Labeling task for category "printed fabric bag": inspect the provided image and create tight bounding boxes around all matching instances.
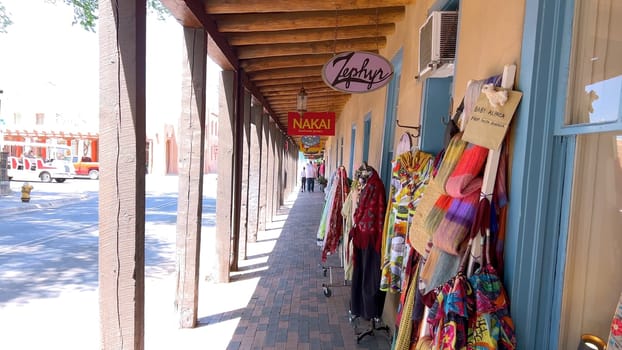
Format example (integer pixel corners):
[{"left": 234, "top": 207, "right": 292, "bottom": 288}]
[
  {"left": 427, "top": 226, "right": 475, "bottom": 350},
  {"left": 467, "top": 199, "right": 517, "bottom": 349}
]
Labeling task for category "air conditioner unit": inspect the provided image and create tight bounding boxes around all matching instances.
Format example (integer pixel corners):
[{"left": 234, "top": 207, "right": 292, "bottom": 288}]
[{"left": 418, "top": 11, "right": 459, "bottom": 78}]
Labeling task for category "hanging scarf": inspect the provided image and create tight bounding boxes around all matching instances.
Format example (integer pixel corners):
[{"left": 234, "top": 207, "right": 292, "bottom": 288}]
[
  {"left": 351, "top": 168, "right": 386, "bottom": 253},
  {"left": 321, "top": 167, "right": 350, "bottom": 262}
]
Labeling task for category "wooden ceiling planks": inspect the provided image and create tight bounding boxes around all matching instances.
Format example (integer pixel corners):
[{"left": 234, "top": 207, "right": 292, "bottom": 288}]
[
  {"left": 205, "top": 0, "right": 414, "bottom": 14},
  {"left": 161, "top": 0, "right": 408, "bottom": 147},
  {"left": 215, "top": 7, "right": 406, "bottom": 32},
  {"left": 228, "top": 24, "right": 395, "bottom": 46}
]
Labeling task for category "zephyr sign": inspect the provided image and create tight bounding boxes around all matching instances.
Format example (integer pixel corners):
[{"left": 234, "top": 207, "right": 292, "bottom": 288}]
[{"left": 322, "top": 51, "right": 394, "bottom": 93}]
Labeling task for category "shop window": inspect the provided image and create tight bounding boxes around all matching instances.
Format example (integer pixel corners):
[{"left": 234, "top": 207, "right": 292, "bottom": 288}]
[
  {"left": 563, "top": 0, "right": 622, "bottom": 131},
  {"left": 558, "top": 131, "right": 622, "bottom": 349},
  {"left": 557, "top": 2, "right": 622, "bottom": 347}
]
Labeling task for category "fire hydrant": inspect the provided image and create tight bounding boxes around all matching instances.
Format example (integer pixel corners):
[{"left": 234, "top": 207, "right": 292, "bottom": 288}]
[{"left": 21, "top": 182, "right": 33, "bottom": 203}]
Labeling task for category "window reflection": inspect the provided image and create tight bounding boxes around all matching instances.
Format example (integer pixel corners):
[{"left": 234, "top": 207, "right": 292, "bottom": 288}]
[
  {"left": 566, "top": 0, "right": 622, "bottom": 126},
  {"left": 584, "top": 75, "right": 622, "bottom": 124}
]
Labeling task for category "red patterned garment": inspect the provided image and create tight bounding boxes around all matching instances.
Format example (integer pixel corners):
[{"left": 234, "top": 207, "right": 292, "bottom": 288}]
[
  {"left": 321, "top": 167, "right": 350, "bottom": 262},
  {"left": 351, "top": 168, "right": 387, "bottom": 253}
]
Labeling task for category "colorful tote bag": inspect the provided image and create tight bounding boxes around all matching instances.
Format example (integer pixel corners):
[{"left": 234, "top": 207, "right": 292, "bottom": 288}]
[{"left": 466, "top": 200, "right": 516, "bottom": 350}]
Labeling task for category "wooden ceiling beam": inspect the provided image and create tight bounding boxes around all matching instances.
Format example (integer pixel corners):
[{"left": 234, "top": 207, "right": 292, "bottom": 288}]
[
  {"left": 229, "top": 23, "right": 395, "bottom": 46},
  {"left": 267, "top": 92, "right": 349, "bottom": 103},
  {"left": 206, "top": 0, "right": 413, "bottom": 14},
  {"left": 263, "top": 87, "right": 342, "bottom": 97},
  {"left": 238, "top": 38, "right": 385, "bottom": 59},
  {"left": 241, "top": 55, "right": 333, "bottom": 72},
  {"left": 249, "top": 66, "right": 324, "bottom": 81},
  {"left": 254, "top": 76, "right": 326, "bottom": 87},
  {"left": 269, "top": 97, "right": 350, "bottom": 108},
  {"left": 215, "top": 7, "right": 405, "bottom": 32},
  {"left": 259, "top": 81, "right": 329, "bottom": 92}
]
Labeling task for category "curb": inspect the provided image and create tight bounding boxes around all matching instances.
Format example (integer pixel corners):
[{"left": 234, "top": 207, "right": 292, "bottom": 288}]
[{"left": 0, "top": 193, "right": 89, "bottom": 218}]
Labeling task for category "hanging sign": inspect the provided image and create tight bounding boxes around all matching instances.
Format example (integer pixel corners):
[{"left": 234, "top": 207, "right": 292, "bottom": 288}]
[
  {"left": 288, "top": 112, "right": 335, "bottom": 136},
  {"left": 462, "top": 89, "right": 523, "bottom": 150},
  {"left": 322, "top": 51, "right": 394, "bottom": 93},
  {"left": 301, "top": 135, "right": 321, "bottom": 147}
]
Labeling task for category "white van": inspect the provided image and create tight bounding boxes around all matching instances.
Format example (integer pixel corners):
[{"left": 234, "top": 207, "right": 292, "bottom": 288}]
[{"left": 4, "top": 141, "right": 75, "bottom": 183}]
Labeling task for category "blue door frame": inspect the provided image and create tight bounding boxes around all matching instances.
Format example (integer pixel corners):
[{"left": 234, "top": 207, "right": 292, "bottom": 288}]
[
  {"left": 507, "top": 0, "right": 578, "bottom": 348},
  {"left": 380, "top": 49, "right": 403, "bottom": 197}
]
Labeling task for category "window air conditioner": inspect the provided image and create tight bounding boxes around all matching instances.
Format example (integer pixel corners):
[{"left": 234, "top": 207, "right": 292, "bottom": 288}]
[{"left": 418, "top": 11, "right": 459, "bottom": 78}]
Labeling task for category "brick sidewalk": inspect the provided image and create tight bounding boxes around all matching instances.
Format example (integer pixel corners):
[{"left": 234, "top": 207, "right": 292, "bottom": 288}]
[{"left": 208, "top": 190, "right": 392, "bottom": 350}]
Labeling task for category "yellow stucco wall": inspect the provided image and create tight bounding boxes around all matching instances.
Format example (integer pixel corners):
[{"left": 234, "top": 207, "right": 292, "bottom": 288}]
[
  {"left": 326, "top": 0, "right": 525, "bottom": 179},
  {"left": 453, "top": 1, "right": 525, "bottom": 104}
]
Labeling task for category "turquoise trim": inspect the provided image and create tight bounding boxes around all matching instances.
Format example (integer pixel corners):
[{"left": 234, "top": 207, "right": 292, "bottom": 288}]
[
  {"left": 349, "top": 125, "right": 356, "bottom": 176},
  {"left": 555, "top": 121, "right": 622, "bottom": 135},
  {"left": 507, "top": 0, "right": 572, "bottom": 348},
  {"left": 380, "top": 48, "right": 403, "bottom": 197},
  {"left": 549, "top": 135, "right": 576, "bottom": 350}
]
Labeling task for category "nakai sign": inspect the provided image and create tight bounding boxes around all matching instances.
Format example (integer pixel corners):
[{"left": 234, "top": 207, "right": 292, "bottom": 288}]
[
  {"left": 322, "top": 51, "right": 394, "bottom": 93},
  {"left": 288, "top": 112, "right": 336, "bottom": 136}
]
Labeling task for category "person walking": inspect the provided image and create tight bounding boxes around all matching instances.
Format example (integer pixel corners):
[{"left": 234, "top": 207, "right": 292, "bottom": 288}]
[
  {"left": 300, "top": 166, "right": 306, "bottom": 192},
  {"left": 305, "top": 161, "right": 316, "bottom": 192}
]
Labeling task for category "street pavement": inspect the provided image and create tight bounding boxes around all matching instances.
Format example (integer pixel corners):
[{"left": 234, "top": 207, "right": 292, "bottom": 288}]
[{"left": 0, "top": 175, "right": 390, "bottom": 349}]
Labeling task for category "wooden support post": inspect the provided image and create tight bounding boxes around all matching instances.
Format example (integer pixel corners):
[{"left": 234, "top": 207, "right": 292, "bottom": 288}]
[
  {"left": 175, "top": 27, "right": 207, "bottom": 329},
  {"left": 269, "top": 124, "right": 279, "bottom": 220},
  {"left": 258, "top": 114, "right": 270, "bottom": 232},
  {"left": 230, "top": 73, "right": 244, "bottom": 271},
  {"left": 238, "top": 90, "right": 251, "bottom": 261},
  {"left": 215, "top": 70, "right": 235, "bottom": 283},
  {"left": 276, "top": 132, "right": 284, "bottom": 209},
  {"left": 98, "top": 1, "right": 146, "bottom": 348},
  {"left": 247, "top": 100, "right": 263, "bottom": 242}
]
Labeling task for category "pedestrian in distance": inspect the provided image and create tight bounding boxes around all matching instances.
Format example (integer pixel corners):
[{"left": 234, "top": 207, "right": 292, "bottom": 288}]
[
  {"left": 305, "top": 161, "right": 316, "bottom": 192},
  {"left": 300, "top": 166, "right": 306, "bottom": 192}
]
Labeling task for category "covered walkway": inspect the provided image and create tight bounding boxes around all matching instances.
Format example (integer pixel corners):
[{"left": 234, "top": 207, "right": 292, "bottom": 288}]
[{"left": 209, "top": 189, "right": 391, "bottom": 350}]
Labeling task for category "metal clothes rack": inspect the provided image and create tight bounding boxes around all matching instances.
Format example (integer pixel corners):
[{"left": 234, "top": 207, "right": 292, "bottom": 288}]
[{"left": 319, "top": 166, "right": 349, "bottom": 298}]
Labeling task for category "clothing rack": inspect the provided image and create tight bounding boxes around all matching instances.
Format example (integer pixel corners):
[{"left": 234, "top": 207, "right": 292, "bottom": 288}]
[{"left": 319, "top": 166, "right": 349, "bottom": 297}]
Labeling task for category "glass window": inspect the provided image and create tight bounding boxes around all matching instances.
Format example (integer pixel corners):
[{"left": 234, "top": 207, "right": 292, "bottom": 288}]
[
  {"left": 565, "top": 0, "right": 622, "bottom": 126},
  {"left": 558, "top": 131, "right": 622, "bottom": 349}
]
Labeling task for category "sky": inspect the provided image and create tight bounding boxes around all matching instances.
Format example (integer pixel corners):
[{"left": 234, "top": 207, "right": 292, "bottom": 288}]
[{"left": 0, "top": 0, "right": 220, "bottom": 132}]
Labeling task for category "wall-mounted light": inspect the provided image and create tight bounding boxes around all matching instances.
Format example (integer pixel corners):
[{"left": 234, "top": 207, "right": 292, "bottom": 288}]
[{"left": 296, "top": 87, "right": 308, "bottom": 113}]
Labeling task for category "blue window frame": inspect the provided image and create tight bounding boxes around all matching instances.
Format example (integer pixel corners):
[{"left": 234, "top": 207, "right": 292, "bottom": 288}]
[
  {"left": 339, "top": 137, "right": 344, "bottom": 167},
  {"left": 349, "top": 125, "right": 356, "bottom": 176},
  {"left": 362, "top": 113, "right": 371, "bottom": 163}
]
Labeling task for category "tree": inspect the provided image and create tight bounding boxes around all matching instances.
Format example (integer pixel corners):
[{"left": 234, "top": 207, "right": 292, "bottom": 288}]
[
  {"left": 0, "top": 0, "right": 169, "bottom": 33},
  {"left": 0, "top": 3, "right": 13, "bottom": 33}
]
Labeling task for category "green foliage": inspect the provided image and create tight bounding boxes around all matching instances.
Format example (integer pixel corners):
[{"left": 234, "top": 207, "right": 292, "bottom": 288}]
[
  {"left": 0, "top": 3, "right": 14, "bottom": 33},
  {"left": 1, "top": 0, "right": 170, "bottom": 33}
]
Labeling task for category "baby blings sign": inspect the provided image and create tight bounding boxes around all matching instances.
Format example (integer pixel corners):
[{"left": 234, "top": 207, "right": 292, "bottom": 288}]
[{"left": 462, "top": 87, "right": 523, "bottom": 150}]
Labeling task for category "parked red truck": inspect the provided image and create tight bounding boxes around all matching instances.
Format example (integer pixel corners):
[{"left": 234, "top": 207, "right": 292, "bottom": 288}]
[{"left": 73, "top": 156, "right": 99, "bottom": 179}]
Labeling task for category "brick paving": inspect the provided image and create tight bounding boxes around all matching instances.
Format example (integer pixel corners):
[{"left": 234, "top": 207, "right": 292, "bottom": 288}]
[{"left": 209, "top": 189, "right": 393, "bottom": 350}]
